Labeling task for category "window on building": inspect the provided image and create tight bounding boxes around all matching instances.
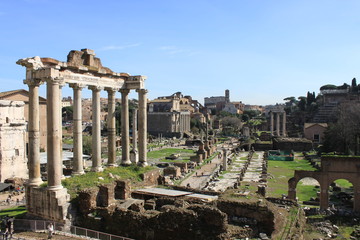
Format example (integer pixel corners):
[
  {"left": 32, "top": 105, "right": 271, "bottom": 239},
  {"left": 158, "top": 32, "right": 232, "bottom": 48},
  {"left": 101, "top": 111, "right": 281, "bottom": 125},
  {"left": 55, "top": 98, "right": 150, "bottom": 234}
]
[{"left": 313, "top": 134, "right": 320, "bottom": 143}]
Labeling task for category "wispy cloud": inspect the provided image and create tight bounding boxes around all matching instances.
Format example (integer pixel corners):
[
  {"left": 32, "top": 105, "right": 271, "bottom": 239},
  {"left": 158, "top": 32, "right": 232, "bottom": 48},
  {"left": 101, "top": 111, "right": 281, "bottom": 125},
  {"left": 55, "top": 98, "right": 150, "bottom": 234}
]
[
  {"left": 98, "top": 43, "right": 141, "bottom": 51},
  {"left": 159, "top": 45, "right": 199, "bottom": 56}
]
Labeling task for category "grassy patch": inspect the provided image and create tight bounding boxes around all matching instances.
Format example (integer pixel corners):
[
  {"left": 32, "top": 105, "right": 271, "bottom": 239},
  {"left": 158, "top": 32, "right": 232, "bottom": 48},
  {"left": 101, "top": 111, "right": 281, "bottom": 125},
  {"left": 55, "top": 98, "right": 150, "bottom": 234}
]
[
  {"left": 62, "top": 165, "right": 155, "bottom": 199},
  {"left": 334, "top": 179, "right": 353, "bottom": 188},
  {"left": 147, "top": 148, "right": 194, "bottom": 160},
  {"left": 0, "top": 206, "right": 27, "bottom": 218},
  {"left": 267, "top": 157, "right": 317, "bottom": 200}
]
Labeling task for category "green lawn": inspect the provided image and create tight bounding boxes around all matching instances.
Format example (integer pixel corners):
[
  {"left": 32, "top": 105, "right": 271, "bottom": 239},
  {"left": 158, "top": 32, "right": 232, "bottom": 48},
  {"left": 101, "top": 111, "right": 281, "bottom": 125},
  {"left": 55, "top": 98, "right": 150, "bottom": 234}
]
[
  {"left": 0, "top": 206, "right": 27, "bottom": 218},
  {"left": 147, "top": 148, "right": 194, "bottom": 160},
  {"left": 267, "top": 157, "right": 317, "bottom": 201}
]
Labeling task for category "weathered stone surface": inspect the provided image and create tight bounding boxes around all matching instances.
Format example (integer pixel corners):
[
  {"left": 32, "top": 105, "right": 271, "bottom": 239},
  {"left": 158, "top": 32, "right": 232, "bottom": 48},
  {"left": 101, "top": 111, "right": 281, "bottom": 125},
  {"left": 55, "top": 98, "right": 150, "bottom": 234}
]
[
  {"left": 114, "top": 180, "right": 131, "bottom": 200},
  {"left": 78, "top": 188, "right": 98, "bottom": 214},
  {"left": 0, "top": 100, "right": 28, "bottom": 181},
  {"left": 140, "top": 169, "right": 161, "bottom": 186}
]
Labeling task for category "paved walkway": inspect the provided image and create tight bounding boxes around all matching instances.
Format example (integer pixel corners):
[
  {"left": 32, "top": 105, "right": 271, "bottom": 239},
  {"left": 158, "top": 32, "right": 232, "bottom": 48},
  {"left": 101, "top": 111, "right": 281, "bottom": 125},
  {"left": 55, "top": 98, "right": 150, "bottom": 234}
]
[{"left": 180, "top": 150, "right": 223, "bottom": 189}]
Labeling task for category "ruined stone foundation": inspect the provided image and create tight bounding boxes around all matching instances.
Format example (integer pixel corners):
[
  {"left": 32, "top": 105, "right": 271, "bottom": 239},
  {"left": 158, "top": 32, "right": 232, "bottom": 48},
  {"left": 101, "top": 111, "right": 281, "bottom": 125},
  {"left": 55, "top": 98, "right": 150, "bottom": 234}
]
[{"left": 26, "top": 186, "right": 70, "bottom": 222}]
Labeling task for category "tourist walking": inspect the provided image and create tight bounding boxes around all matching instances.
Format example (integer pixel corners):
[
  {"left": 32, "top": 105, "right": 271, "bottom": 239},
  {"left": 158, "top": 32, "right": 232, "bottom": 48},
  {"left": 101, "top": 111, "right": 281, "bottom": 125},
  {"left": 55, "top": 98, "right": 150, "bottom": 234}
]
[{"left": 47, "top": 222, "right": 54, "bottom": 239}]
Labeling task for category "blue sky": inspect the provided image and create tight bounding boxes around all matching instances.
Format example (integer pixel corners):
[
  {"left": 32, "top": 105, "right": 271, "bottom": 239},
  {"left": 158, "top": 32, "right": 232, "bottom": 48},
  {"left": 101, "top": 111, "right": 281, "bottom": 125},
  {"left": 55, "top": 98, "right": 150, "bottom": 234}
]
[{"left": 1, "top": 0, "right": 360, "bottom": 105}]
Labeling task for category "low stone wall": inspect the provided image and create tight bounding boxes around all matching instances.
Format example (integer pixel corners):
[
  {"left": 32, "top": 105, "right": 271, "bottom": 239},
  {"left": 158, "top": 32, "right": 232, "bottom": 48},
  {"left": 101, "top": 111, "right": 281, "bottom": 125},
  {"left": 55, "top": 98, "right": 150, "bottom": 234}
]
[{"left": 216, "top": 200, "right": 275, "bottom": 236}]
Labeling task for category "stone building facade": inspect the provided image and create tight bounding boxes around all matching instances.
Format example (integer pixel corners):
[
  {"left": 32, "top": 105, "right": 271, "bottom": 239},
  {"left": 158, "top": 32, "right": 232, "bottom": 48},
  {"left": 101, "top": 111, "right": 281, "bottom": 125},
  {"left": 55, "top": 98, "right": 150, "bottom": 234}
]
[
  {"left": 148, "top": 93, "right": 191, "bottom": 138},
  {"left": 0, "top": 89, "right": 47, "bottom": 151},
  {"left": 0, "top": 100, "right": 28, "bottom": 181}
]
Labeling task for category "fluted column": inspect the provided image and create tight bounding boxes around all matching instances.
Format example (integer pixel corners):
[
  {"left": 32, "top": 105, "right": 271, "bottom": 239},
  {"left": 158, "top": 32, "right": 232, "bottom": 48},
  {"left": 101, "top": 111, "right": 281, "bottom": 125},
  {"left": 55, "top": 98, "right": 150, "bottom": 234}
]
[
  {"left": 70, "top": 83, "right": 85, "bottom": 175},
  {"left": 120, "top": 89, "right": 131, "bottom": 165},
  {"left": 137, "top": 89, "right": 148, "bottom": 167},
  {"left": 89, "top": 86, "right": 103, "bottom": 172},
  {"left": 282, "top": 112, "right": 286, "bottom": 137},
  {"left": 106, "top": 88, "right": 118, "bottom": 167},
  {"left": 46, "top": 77, "right": 63, "bottom": 190},
  {"left": 270, "top": 112, "right": 274, "bottom": 137},
  {"left": 24, "top": 79, "right": 43, "bottom": 186},
  {"left": 276, "top": 113, "right": 280, "bottom": 136}
]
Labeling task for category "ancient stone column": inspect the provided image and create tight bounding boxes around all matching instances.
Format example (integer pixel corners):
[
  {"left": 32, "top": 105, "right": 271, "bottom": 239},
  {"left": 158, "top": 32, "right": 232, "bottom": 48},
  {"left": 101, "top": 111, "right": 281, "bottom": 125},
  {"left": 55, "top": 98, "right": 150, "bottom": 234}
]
[
  {"left": 24, "top": 79, "right": 43, "bottom": 186},
  {"left": 222, "top": 148, "right": 228, "bottom": 171},
  {"left": 120, "top": 89, "right": 131, "bottom": 165},
  {"left": 282, "top": 112, "right": 286, "bottom": 137},
  {"left": 276, "top": 112, "right": 280, "bottom": 136},
  {"left": 106, "top": 88, "right": 118, "bottom": 167},
  {"left": 70, "top": 83, "right": 85, "bottom": 175},
  {"left": 270, "top": 112, "right": 274, "bottom": 137},
  {"left": 89, "top": 86, "right": 103, "bottom": 172},
  {"left": 130, "top": 108, "right": 138, "bottom": 164},
  {"left": 46, "top": 77, "right": 63, "bottom": 190},
  {"left": 137, "top": 89, "right": 148, "bottom": 167}
]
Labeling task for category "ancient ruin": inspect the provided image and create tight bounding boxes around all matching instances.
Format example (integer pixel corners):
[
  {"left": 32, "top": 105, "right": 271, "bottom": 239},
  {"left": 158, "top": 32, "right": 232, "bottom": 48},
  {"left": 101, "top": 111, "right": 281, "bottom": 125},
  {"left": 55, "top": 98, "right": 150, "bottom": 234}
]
[
  {"left": 288, "top": 156, "right": 360, "bottom": 211},
  {"left": 17, "top": 49, "right": 148, "bottom": 222},
  {"left": 0, "top": 100, "right": 28, "bottom": 181},
  {"left": 269, "top": 110, "right": 286, "bottom": 137}
]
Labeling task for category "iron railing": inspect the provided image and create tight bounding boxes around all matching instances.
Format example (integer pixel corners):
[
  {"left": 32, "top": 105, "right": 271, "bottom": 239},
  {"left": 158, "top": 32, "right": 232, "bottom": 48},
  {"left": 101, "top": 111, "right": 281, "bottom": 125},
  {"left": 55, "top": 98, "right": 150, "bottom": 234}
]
[{"left": 14, "top": 219, "right": 134, "bottom": 240}]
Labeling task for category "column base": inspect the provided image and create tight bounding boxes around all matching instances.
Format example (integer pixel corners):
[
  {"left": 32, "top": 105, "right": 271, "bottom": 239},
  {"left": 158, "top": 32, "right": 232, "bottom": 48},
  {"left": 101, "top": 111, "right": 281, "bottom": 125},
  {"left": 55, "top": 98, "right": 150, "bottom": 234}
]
[
  {"left": 72, "top": 170, "right": 85, "bottom": 176},
  {"left": 47, "top": 185, "right": 64, "bottom": 191},
  {"left": 107, "top": 163, "right": 118, "bottom": 168},
  {"left": 91, "top": 166, "right": 104, "bottom": 172},
  {"left": 138, "top": 161, "right": 148, "bottom": 167},
  {"left": 27, "top": 178, "right": 43, "bottom": 186},
  {"left": 121, "top": 160, "right": 132, "bottom": 166}
]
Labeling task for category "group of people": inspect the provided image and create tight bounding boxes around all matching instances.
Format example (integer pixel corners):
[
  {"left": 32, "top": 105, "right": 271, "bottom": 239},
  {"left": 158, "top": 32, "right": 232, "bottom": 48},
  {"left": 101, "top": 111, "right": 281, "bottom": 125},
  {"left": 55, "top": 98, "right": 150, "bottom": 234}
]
[{"left": 1, "top": 216, "right": 14, "bottom": 240}]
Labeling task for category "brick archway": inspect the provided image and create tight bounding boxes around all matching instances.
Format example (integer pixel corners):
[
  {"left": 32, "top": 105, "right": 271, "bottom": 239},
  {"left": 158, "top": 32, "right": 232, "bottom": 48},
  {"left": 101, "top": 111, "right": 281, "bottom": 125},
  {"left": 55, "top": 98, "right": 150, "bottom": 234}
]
[{"left": 288, "top": 156, "right": 360, "bottom": 212}]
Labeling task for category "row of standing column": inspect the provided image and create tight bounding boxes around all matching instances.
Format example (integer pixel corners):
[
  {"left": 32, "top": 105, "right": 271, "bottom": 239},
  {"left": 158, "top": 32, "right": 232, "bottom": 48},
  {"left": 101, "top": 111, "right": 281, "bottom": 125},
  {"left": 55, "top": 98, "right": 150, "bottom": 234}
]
[
  {"left": 270, "top": 112, "right": 286, "bottom": 137},
  {"left": 26, "top": 79, "right": 148, "bottom": 190}
]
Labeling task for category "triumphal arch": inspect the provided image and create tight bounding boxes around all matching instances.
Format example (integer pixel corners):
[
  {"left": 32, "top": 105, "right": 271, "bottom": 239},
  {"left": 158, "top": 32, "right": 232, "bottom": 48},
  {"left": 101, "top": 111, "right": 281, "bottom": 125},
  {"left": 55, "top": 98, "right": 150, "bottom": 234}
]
[
  {"left": 288, "top": 156, "right": 360, "bottom": 212},
  {"left": 17, "top": 49, "right": 148, "bottom": 221}
]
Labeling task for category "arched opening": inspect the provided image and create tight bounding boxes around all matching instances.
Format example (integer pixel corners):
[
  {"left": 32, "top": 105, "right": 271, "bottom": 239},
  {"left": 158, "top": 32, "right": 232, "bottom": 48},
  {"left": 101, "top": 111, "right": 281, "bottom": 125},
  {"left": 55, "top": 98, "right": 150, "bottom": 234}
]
[
  {"left": 328, "top": 179, "right": 354, "bottom": 210},
  {"left": 296, "top": 177, "right": 320, "bottom": 206}
]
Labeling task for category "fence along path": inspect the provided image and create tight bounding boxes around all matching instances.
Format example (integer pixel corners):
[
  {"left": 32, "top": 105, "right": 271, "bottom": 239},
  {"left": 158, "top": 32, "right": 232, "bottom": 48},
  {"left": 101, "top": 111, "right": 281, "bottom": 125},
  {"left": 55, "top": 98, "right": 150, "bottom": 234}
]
[{"left": 13, "top": 219, "right": 134, "bottom": 240}]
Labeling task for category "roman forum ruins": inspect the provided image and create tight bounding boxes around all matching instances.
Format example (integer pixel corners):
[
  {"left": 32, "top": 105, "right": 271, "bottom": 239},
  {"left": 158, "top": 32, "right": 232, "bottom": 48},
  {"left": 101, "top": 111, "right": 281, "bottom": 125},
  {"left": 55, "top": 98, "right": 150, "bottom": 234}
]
[
  {"left": 17, "top": 48, "right": 148, "bottom": 221},
  {"left": 269, "top": 110, "right": 286, "bottom": 137}
]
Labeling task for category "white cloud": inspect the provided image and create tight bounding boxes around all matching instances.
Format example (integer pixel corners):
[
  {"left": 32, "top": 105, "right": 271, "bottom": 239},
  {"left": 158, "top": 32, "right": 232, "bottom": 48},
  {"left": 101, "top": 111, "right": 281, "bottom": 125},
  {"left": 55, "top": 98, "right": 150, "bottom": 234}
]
[
  {"left": 98, "top": 43, "right": 141, "bottom": 51},
  {"left": 159, "top": 45, "right": 199, "bottom": 56}
]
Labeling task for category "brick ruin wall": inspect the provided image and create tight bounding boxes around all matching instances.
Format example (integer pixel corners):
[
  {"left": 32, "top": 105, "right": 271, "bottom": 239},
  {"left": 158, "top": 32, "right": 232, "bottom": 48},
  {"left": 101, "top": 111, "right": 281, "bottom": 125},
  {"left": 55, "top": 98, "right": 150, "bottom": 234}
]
[{"left": 74, "top": 182, "right": 280, "bottom": 240}]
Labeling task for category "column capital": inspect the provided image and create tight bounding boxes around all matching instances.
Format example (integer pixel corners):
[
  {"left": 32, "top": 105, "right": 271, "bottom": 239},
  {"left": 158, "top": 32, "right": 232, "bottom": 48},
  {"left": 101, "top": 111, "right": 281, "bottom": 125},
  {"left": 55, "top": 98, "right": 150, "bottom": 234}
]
[
  {"left": 119, "top": 89, "right": 130, "bottom": 94},
  {"left": 105, "top": 87, "right": 119, "bottom": 93},
  {"left": 44, "top": 76, "right": 65, "bottom": 85},
  {"left": 136, "top": 88, "right": 148, "bottom": 94},
  {"left": 23, "top": 78, "right": 43, "bottom": 87},
  {"left": 88, "top": 85, "right": 104, "bottom": 92},
  {"left": 69, "top": 83, "right": 86, "bottom": 90}
]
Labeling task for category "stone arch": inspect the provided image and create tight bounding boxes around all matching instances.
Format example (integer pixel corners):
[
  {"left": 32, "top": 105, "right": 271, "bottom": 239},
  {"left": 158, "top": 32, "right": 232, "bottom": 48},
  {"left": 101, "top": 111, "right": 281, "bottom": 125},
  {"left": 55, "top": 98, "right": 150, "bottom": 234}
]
[{"left": 288, "top": 173, "right": 321, "bottom": 202}]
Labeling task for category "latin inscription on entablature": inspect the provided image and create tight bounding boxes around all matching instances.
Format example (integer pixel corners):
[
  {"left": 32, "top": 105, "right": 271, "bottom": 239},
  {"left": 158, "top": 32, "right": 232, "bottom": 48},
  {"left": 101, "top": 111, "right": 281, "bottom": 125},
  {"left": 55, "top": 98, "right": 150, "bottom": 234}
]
[{"left": 61, "top": 72, "right": 125, "bottom": 89}]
